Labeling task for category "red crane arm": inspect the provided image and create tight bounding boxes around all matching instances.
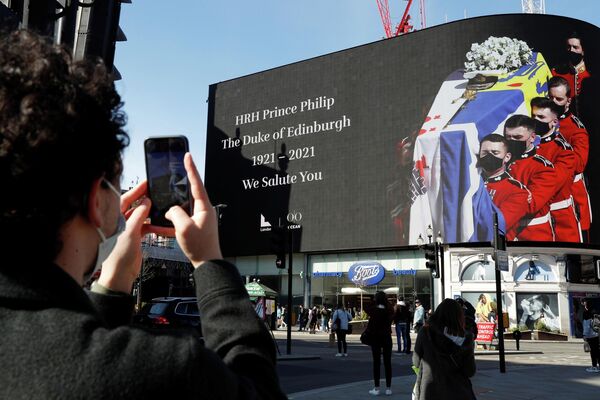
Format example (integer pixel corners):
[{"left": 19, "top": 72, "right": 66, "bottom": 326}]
[
  {"left": 394, "top": 0, "right": 414, "bottom": 36},
  {"left": 375, "top": 0, "right": 393, "bottom": 38}
]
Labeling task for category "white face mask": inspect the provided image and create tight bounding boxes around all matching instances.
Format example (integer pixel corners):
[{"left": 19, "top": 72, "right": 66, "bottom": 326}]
[
  {"left": 443, "top": 326, "right": 466, "bottom": 347},
  {"left": 83, "top": 179, "right": 126, "bottom": 284}
]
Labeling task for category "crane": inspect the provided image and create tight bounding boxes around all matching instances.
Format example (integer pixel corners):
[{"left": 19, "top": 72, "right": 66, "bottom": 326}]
[
  {"left": 522, "top": 0, "right": 545, "bottom": 14},
  {"left": 375, "top": 0, "right": 426, "bottom": 38}
]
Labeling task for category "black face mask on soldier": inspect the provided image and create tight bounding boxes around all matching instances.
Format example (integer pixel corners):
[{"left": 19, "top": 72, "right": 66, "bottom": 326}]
[
  {"left": 534, "top": 119, "right": 552, "bottom": 136},
  {"left": 477, "top": 153, "right": 504, "bottom": 172},
  {"left": 568, "top": 50, "right": 583, "bottom": 65},
  {"left": 507, "top": 140, "right": 528, "bottom": 159}
]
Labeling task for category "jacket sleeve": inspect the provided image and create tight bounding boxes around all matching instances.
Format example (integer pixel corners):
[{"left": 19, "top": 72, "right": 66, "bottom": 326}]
[
  {"left": 412, "top": 329, "right": 424, "bottom": 367},
  {"left": 194, "top": 260, "right": 286, "bottom": 399},
  {"left": 457, "top": 340, "right": 477, "bottom": 378}
]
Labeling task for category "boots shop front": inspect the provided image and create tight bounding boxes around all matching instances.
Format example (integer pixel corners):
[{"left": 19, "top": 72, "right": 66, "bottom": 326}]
[{"left": 307, "top": 250, "right": 432, "bottom": 312}]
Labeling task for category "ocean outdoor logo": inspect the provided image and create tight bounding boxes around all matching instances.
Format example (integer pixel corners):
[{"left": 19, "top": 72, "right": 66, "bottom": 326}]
[{"left": 348, "top": 262, "right": 385, "bottom": 286}]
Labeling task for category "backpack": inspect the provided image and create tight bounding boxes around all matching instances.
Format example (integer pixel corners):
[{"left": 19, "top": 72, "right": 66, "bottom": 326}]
[{"left": 593, "top": 314, "right": 600, "bottom": 333}]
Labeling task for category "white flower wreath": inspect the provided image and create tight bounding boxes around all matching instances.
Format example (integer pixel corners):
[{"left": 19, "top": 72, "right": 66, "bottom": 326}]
[{"left": 464, "top": 36, "right": 533, "bottom": 74}]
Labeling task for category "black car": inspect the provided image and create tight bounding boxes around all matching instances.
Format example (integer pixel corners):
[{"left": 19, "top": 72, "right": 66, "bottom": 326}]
[{"left": 133, "top": 297, "right": 202, "bottom": 337}]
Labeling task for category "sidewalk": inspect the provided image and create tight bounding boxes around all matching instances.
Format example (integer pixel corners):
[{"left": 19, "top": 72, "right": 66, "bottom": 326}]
[
  {"left": 288, "top": 363, "right": 600, "bottom": 399},
  {"left": 275, "top": 329, "right": 600, "bottom": 399}
]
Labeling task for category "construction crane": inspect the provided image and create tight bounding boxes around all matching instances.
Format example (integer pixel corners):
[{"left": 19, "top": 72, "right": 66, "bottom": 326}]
[
  {"left": 522, "top": 0, "right": 545, "bottom": 14},
  {"left": 375, "top": 0, "right": 426, "bottom": 38}
]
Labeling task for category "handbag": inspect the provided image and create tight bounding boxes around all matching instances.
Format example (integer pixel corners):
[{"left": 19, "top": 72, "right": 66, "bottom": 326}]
[{"left": 360, "top": 329, "right": 374, "bottom": 345}]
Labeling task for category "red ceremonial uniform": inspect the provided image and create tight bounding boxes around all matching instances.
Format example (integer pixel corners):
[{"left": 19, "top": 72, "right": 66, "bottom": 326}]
[
  {"left": 484, "top": 172, "right": 530, "bottom": 241},
  {"left": 559, "top": 112, "right": 592, "bottom": 230},
  {"left": 508, "top": 148, "right": 556, "bottom": 241},
  {"left": 552, "top": 64, "right": 591, "bottom": 99},
  {"left": 537, "top": 130, "right": 581, "bottom": 242}
]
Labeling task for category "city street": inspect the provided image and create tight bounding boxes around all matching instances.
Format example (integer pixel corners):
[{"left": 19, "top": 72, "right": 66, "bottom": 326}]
[{"left": 273, "top": 329, "right": 600, "bottom": 399}]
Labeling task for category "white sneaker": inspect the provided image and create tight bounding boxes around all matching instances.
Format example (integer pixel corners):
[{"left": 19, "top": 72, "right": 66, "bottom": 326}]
[
  {"left": 335, "top": 353, "right": 343, "bottom": 357},
  {"left": 343, "top": 353, "right": 348, "bottom": 357},
  {"left": 368, "top": 388, "right": 380, "bottom": 396},
  {"left": 385, "top": 389, "right": 392, "bottom": 395}
]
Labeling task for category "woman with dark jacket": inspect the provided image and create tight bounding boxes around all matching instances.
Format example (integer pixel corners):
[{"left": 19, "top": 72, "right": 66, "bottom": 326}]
[
  {"left": 366, "top": 291, "right": 394, "bottom": 396},
  {"left": 412, "top": 298, "right": 477, "bottom": 400}
]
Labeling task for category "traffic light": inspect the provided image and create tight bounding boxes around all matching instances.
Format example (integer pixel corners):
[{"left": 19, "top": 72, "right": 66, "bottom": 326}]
[
  {"left": 424, "top": 242, "right": 440, "bottom": 278},
  {"left": 271, "top": 226, "right": 287, "bottom": 269}
]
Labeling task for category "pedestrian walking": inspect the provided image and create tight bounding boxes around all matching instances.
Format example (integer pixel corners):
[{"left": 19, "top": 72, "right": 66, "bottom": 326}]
[
  {"left": 297, "top": 305, "right": 306, "bottom": 331},
  {"left": 366, "top": 291, "right": 394, "bottom": 396},
  {"left": 321, "top": 305, "right": 330, "bottom": 332},
  {"left": 332, "top": 303, "right": 353, "bottom": 357},
  {"left": 412, "top": 299, "right": 476, "bottom": 400},
  {"left": 309, "top": 306, "right": 318, "bottom": 334},
  {"left": 394, "top": 299, "right": 412, "bottom": 354},
  {"left": 582, "top": 299, "right": 600, "bottom": 372},
  {"left": 280, "top": 306, "right": 287, "bottom": 328},
  {"left": 413, "top": 298, "right": 425, "bottom": 333}
]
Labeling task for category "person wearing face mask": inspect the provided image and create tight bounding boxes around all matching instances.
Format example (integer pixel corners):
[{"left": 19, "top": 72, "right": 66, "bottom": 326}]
[
  {"left": 412, "top": 299, "right": 477, "bottom": 400},
  {"left": 504, "top": 115, "right": 557, "bottom": 241},
  {"left": 551, "top": 32, "right": 591, "bottom": 116},
  {"left": 548, "top": 76, "right": 592, "bottom": 242},
  {"left": 477, "top": 134, "right": 530, "bottom": 240},
  {"left": 0, "top": 31, "right": 286, "bottom": 399},
  {"left": 530, "top": 97, "right": 581, "bottom": 242}
]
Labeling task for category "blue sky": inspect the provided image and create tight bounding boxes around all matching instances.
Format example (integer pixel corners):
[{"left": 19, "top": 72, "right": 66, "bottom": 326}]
[{"left": 115, "top": 0, "right": 600, "bottom": 188}]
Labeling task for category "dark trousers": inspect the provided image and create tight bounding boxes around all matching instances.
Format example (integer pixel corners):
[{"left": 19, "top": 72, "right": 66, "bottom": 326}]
[
  {"left": 371, "top": 342, "right": 392, "bottom": 388},
  {"left": 336, "top": 329, "right": 348, "bottom": 353},
  {"left": 395, "top": 323, "right": 411, "bottom": 353},
  {"left": 587, "top": 336, "right": 600, "bottom": 367}
]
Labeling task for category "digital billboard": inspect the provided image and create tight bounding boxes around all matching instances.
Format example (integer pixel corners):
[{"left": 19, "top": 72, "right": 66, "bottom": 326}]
[{"left": 205, "top": 14, "right": 600, "bottom": 256}]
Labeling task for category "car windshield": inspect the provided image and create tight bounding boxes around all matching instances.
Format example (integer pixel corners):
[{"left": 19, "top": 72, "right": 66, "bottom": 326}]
[{"left": 148, "top": 302, "right": 169, "bottom": 315}]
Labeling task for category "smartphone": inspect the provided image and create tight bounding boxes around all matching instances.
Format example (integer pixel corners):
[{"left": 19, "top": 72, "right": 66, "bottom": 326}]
[{"left": 144, "top": 136, "right": 192, "bottom": 227}]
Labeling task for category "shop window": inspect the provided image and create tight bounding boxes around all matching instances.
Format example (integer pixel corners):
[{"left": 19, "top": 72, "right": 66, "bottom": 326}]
[
  {"left": 461, "top": 261, "right": 495, "bottom": 281},
  {"left": 514, "top": 260, "right": 556, "bottom": 282}
]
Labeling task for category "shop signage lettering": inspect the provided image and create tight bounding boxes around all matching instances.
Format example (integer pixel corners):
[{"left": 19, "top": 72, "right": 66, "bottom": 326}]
[
  {"left": 393, "top": 269, "right": 417, "bottom": 276},
  {"left": 348, "top": 262, "right": 385, "bottom": 286},
  {"left": 312, "top": 272, "right": 343, "bottom": 277}
]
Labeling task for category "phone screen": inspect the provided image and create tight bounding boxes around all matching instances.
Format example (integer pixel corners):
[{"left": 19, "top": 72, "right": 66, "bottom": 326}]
[{"left": 144, "top": 136, "right": 191, "bottom": 226}]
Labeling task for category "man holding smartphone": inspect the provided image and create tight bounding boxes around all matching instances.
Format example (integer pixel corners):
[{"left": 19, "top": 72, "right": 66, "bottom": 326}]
[{"left": 0, "top": 30, "right": 285, "bottom": 399}]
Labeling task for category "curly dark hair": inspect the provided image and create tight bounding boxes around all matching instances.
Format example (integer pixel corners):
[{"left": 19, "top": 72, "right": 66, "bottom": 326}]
[{"left": 0, "top": 30, "right": 129, "bottom": 264}]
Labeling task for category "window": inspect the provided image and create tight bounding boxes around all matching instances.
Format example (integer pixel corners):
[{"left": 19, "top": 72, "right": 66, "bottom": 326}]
[{"left": 462, "top": 261, "right": 495, "bottom": 281}]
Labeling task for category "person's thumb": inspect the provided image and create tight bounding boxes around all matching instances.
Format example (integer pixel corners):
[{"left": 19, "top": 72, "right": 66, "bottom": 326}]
[{"left": 165, "top": 205, "right": 191, "bottom": 231}]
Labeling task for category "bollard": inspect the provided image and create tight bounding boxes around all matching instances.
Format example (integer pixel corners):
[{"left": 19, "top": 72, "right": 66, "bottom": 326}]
[{"left": 513, "top": 329, "right": 521, "bottom": 351}]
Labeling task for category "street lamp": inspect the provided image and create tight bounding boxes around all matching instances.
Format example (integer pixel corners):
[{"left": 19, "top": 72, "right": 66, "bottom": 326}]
[{"left": 426, "top": 225, "right": 433, "bottom": 243}]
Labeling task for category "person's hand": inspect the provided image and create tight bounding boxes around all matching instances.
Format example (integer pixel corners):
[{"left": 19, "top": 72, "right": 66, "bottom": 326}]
[
  {"left": 97, "top": 181, "right": 152, "bottom": 293},
  {"left": 165, "top": 153, "right": 222, "bottom": 267}
]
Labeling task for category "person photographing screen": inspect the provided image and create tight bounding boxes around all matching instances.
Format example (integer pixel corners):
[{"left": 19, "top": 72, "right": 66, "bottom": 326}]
[{"left": 0, "top": 30, "right": 285, "bottom": 399}]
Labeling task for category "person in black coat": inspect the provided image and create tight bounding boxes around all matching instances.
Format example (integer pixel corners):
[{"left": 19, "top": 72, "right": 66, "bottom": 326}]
[
  {"left": 366, "top": 291, "right": 394, "bottom": 396},
  {"left": 412, "top": 299, "right": 477, "bottom": 400},
  {"left": 0, "top": 30, "right": 285, "bottom": 399}
]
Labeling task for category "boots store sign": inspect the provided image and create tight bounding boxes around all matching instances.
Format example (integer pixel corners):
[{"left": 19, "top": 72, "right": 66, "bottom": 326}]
[{"left": 348, "top": 262, "right": 385, "bottom": 286}]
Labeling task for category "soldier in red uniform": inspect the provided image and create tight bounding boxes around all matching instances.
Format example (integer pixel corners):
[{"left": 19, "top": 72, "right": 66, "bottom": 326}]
[
  {"left": 530, "top": 97, "right": 581, "bottom": 242},
  {"left": 551, "top": 32, "right": 591, "bottom": 116},
  {"left": 504, "top": 115, "right": 556, "bottom": 241},
  {"left": 478, "top": 134, "right": 530, "bottom": 240},
  {"left": 548, "top": 76, "right": 592, "bottom": 241}
]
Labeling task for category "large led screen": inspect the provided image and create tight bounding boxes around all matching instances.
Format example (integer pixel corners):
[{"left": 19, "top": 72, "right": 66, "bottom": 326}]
[{"left": 205, "top": 14, "right": 600, "bottom": 256}]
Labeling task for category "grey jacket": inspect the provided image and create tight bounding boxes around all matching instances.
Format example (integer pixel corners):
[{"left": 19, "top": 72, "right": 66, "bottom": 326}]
[
  {"left": 412, "top": 325, "right": 476, "bottom": 400},
  {"left": 0, "top": 259, "right": 286, "bottom": 399}
]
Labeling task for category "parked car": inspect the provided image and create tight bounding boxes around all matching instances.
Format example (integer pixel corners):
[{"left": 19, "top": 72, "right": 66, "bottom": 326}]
[{"left": 133, "top": 297, "right": 202, "bottom": 337}]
